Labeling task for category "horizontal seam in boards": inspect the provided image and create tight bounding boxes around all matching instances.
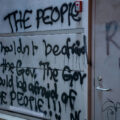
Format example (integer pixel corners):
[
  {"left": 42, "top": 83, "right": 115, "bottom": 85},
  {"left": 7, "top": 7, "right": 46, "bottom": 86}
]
[{"left": 0, "top": 28, "right": 85, "bottom": 37}]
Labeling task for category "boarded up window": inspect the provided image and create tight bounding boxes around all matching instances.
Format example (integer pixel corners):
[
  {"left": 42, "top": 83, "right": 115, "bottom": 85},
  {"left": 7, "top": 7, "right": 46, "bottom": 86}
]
[{"left": 0, "top": 0, "right": 88, "bottom": 120}]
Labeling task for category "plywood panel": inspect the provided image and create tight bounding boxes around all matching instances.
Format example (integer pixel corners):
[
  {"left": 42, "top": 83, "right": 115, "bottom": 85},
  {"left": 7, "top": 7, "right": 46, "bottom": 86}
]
[
  {"left": 0, "top": 33, "right": 88, "bottom": 120},
  {"left": 0, "top": 0, "right": 88, "bottom": 119},
  {"left": 0, "top": 0, "right": 87, "bottom": 33}
]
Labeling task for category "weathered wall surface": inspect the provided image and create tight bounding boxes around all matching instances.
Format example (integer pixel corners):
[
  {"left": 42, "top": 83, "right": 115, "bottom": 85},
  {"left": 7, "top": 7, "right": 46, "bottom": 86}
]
[
  {"left": 93, "top": 0, "right": 120, "bottom": 120},
  {"left": 0, "top": 0, "right": 88, "bottom": 120}
]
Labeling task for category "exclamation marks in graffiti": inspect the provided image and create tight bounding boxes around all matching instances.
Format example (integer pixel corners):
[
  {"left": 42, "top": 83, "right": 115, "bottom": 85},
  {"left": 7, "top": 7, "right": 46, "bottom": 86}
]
[
  {"left": 47, "top": 101, "right": 62, "bottom": 118},
  {"left": 53, "top": 100, "right": 56, "bottom": 111},
  {"left": 58, "top": 101, "right": 61, "bottom": 113},
  {"left": 49, "top": 111, "right": 52, "bottom": 117}
]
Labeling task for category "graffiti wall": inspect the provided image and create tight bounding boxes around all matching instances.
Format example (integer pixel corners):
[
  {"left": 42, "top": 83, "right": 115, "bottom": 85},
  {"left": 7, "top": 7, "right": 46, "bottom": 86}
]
[
  {"left": 0, "top": 0, "right": 87, "bottom": 33},
  {"left": 0, "top": 0, "right": 88, "bottom": 120}
]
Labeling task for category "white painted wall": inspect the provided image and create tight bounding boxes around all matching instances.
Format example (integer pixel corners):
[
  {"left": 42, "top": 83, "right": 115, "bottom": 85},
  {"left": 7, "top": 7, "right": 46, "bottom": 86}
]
[{"left": 0, "top": 0, "right": 88, "bottom": 120}]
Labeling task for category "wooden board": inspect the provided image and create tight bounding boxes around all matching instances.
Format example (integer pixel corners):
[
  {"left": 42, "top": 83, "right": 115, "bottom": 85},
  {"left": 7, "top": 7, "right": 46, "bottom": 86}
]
[
  {"left": 0, "top": 33, "right": 87, "bottom": 120},
  {"left": 0, "top": 0, "right": 88, "bottom": 33},
  {"left": 0, "top": 0, "right": 88, "bottom": 120}
]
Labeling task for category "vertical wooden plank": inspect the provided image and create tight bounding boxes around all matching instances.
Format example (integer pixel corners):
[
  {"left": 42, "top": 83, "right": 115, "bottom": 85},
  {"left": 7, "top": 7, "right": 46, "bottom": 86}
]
[{"left": 88, "top": 0, "right": 92, "bottom": 120}]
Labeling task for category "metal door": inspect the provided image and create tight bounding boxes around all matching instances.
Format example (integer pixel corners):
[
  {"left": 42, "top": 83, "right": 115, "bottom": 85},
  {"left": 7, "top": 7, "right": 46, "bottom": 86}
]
[{"left": 93, "top": 0, "right": 120, "bottom": 120}]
